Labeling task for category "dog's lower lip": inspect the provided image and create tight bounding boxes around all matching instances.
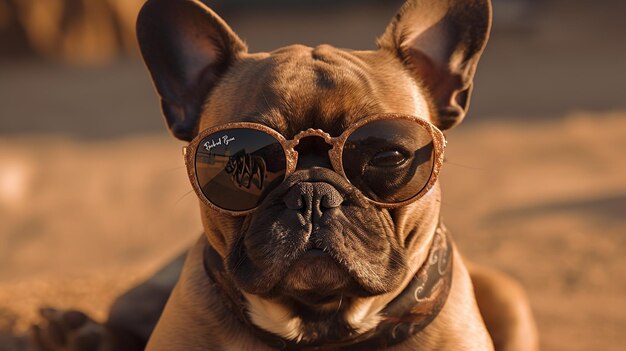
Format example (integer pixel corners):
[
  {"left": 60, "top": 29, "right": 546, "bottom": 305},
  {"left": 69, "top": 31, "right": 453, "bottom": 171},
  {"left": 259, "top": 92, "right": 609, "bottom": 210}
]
[
  {"left": 303, "top": 248, "right": 327, "bottom": 258},
  {"left": 293, "top": 292, "right": 342, "bottom": 306}
]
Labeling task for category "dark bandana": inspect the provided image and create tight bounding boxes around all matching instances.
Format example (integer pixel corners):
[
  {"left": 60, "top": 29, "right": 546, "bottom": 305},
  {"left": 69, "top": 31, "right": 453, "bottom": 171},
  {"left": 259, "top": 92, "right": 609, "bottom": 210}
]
[{"left": 203, "top": 223, "right": 453, "bottom": 350}]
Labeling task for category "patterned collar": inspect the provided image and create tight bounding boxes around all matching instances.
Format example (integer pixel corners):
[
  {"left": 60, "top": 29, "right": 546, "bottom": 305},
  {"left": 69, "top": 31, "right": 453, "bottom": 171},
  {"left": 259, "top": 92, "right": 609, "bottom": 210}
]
[{"left": 203, "top": 223, "right": 453, "bottom": 350}]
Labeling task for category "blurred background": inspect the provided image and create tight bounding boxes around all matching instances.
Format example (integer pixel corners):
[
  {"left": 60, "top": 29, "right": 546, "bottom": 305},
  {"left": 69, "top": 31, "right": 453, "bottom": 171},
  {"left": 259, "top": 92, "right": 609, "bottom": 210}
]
[{"left": 0, "top": 0, "right": 625, "bottom": 350}]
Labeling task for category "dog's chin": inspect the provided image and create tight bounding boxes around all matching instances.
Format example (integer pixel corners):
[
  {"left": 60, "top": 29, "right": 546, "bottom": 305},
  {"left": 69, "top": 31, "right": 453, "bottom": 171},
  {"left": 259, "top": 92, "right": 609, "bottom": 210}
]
[{"left": 277, "top": 249, "right": 358, "bottom": 309}]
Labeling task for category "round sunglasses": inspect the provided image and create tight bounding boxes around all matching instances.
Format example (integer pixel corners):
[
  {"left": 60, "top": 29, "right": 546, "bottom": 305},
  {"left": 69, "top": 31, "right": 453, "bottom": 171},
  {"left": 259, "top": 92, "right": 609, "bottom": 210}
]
[{"left": 183, "top": 114, "right": 446, "bottom": 216}]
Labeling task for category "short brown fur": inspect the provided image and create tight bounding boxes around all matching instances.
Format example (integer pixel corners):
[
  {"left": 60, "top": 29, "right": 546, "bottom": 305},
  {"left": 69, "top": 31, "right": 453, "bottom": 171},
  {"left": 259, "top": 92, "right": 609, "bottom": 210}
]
[{"left": 32, "top": 1, "right": 538, "bottom": 350}]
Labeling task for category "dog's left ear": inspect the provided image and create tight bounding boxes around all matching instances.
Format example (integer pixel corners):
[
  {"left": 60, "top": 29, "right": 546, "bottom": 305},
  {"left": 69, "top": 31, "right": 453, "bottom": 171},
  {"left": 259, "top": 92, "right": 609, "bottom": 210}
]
[
  {"left": 137, "top": 0, "right": 247, "bottom": 141},
  {"left": 378, "top": 0, "right": 492, "bottom": 130}
]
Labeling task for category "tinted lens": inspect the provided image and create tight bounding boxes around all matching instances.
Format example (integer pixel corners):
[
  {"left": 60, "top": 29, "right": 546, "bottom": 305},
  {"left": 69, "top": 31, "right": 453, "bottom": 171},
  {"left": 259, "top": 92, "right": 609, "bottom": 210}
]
[
  {"left": 342, "top": 119, "right": 435, "bottom": 203},
  {"left": 194, "top": 128, "right": 286, "bottom": 211}
]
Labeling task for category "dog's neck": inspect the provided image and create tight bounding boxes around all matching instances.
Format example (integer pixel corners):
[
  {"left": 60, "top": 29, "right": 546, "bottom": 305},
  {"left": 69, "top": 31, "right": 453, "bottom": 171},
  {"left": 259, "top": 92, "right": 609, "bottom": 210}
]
[{"left": 203, "top": 224, "right": 453, "bottom": 350}]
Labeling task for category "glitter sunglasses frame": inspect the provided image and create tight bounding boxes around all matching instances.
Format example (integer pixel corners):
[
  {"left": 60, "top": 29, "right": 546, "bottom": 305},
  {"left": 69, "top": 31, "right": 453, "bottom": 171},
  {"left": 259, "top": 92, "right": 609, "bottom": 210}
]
[{"left": 183, "top": 113, "right": 446, "bottom": 216}]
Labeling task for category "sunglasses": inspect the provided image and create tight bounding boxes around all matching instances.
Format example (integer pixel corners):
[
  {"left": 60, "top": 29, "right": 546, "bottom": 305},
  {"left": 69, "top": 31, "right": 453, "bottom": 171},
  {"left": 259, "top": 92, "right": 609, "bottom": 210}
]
[{"left": 183, "top": 114, "right": 446, "bottom": 216}]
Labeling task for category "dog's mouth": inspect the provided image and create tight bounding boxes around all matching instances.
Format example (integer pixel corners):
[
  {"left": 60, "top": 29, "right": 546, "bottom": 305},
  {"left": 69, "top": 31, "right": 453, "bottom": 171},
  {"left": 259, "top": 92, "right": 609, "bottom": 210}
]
[
  {"left": 228, "top": 216, "right": 406, "bottom": 303},
  {"left": 277, "top": 247, "right": 357, "bottom": 307}
]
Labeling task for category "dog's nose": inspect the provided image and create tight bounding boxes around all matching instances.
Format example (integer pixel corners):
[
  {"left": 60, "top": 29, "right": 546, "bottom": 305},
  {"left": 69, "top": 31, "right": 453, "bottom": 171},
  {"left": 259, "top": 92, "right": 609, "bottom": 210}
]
[{"left": 284, "top": 182, "right": 344, "bottom": 214}]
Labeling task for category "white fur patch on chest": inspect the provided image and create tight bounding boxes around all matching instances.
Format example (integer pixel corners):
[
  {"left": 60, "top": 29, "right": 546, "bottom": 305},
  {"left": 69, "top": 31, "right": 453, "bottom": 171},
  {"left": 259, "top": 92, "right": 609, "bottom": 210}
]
[
  {"left": 243, "top": 292, "right": 385, "bottom": 342},
  {"left": 243, "top": 292, "right": 306, "bottom": 341},
  {"left": 344, "top": 298, "right": 384, "bottom": 334}
]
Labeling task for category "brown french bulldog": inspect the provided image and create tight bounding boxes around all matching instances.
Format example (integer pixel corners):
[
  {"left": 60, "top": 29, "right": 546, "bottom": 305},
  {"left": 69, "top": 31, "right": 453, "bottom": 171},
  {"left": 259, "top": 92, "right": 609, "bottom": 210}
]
[{"left": 32, "top": 0, "right": 539, "bottom": 350}]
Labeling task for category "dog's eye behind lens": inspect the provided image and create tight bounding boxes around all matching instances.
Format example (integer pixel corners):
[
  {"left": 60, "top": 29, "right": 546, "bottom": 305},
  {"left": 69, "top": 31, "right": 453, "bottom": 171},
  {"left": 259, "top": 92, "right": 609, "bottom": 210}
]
[
  {"left": 370, "top": 150, "right": 407, "bottom": 167},
  {"left": 343, "top": 118, "right": 435, "bottom": 203}
]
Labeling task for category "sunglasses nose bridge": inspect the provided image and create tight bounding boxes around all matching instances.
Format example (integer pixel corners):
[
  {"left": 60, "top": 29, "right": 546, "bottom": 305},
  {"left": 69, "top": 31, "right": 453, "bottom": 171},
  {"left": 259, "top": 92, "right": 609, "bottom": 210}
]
[
  {"left": 290, "top": 128, "right": 334, "bottom": 147},
  {"left": 287, "top": 128, "right": 342, "bottom": 172}
]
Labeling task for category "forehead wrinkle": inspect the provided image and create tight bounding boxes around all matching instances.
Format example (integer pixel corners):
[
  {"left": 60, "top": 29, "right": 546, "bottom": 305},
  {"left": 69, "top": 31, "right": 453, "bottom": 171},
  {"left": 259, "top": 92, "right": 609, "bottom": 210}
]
[{"left": 269, "top": 53, "right": 389, "bottom": 135}]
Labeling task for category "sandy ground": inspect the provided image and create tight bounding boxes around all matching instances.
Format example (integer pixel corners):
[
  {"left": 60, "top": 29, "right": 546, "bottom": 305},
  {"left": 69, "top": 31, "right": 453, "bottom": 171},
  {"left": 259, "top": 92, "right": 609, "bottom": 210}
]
[{"left": 1, "top": 111, "right": 625, "bottom": 350}]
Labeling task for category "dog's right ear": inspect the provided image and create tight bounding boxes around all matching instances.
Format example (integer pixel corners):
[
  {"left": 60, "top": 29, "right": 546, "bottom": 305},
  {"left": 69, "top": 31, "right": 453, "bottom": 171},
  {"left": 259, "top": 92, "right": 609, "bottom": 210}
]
[
  {"left": 378, "top": 0, "right": 491, "bottom": 130},
  {"left": 137, "top": 0, "right": 247, "bottom": 141}
]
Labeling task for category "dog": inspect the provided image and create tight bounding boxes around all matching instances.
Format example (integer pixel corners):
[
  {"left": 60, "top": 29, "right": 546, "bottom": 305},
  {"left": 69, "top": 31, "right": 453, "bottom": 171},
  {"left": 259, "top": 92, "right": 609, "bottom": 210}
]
[{"left": 32, "top": 0, "right": 539, "bottom": 350}]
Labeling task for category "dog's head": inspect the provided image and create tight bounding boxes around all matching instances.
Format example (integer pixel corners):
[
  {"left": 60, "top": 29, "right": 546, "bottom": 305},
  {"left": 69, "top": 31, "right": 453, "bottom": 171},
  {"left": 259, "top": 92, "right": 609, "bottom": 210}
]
[{"left": 138, "top": 0, "right": 490, "bottom": 342}]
